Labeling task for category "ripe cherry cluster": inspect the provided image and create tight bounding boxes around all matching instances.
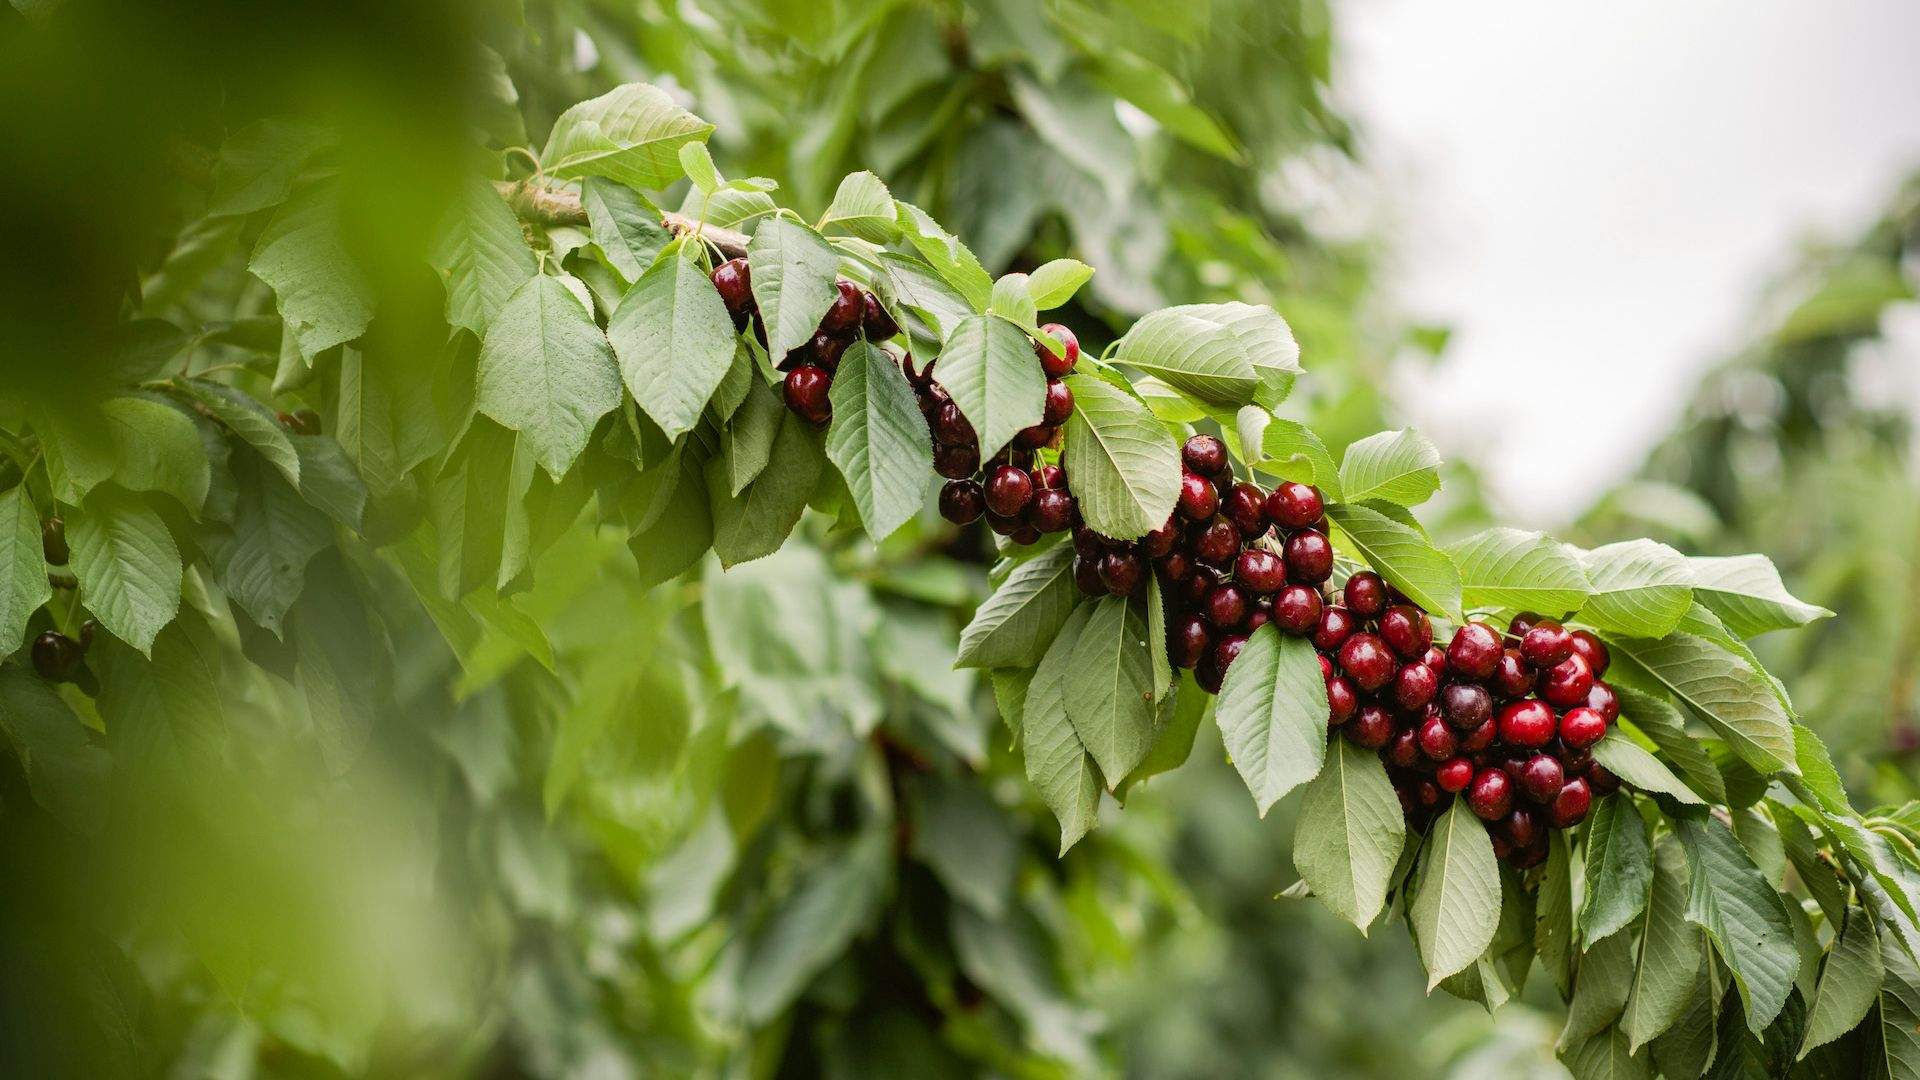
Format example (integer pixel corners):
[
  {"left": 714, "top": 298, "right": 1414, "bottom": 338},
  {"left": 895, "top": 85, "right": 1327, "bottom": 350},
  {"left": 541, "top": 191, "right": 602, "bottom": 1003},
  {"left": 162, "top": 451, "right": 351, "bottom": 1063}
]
[
  {"left": 930, "top": 325, "right": 1081, "bottom": 546},
  {"left": 709, "top": 258, "right": 900, "bottom": 425}
]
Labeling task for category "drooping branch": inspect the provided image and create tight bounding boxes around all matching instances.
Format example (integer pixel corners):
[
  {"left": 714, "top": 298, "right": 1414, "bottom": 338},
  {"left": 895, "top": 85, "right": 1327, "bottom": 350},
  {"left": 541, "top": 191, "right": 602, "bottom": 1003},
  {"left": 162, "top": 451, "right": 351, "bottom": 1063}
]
[{"left": 493, "top": 179, "right": 750, "bottom": 260}]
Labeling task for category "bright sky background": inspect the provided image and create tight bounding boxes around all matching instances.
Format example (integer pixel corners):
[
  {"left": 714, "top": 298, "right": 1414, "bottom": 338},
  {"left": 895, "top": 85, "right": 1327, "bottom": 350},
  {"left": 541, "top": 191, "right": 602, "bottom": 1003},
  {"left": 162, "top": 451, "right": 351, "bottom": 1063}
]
[{"left": 1338, "top": 0, "right": 1920, "bottom": 526}]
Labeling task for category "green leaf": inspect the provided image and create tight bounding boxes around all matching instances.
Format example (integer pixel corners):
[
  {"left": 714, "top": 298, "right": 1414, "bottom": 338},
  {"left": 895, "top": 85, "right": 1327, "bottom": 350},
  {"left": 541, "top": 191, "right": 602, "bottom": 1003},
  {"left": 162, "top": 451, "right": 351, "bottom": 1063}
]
[
  {"left": 1623, "top": 837, "right": 1708, "bottom": 1052},
  {"left": 1061, "top": 373, "right": 1180, "bottom": 539},
  {"left": 939, "top": 314, "right": 1046, "bottom": 459},
  {"left": 476, "top": 275, "right": 622, "bottom": 479},
  {"left": 1111, "top": 305, "right": 1260, "bottom": 405},
  {"left": 1869, "top": 923, "right": 1920, "bottom": 1080},
  {"left": 1026, "top": 259, "right": 1093, "bottom": 309},
  {"left": 540, "top": 82, "right": 715, "bottom": 189},
  {"left": 1798, "top": 911, "right": 1881, "bottom": 1059},
  {"left": 1324, "top": 502, "right": 1463, "bottom": 620},
  {"left": 1143, "top": 573, "right": 1172, "bottom": 704},
  {"left": 1684, "top": 554, "right": 1832, "bottom": 638},
  {"left": 895, "top": 202, "right": 993, "bottom": 311},
  {"left": 207, "top": 118, "right": 330, "bottom": 217},
  {"left": 1562, "top": 928, "right": 1636, "bottom": 1045},
  {"left": 912, "top": 774, "right": 1018, "bottom": 918},
  {"left": 1293, "top": 737, "right": 1404, "bottom": 932},
  {"left": 0, "top": 486, "right": 51, "bottom": 655},
  {"left": 1612, "top": 633, "right": 1796, "bottom": 777},
  {"left": 1249, "top": 415, "right": 1341, "bottom": 495},
  {"left": 1611, "top": 684, "right": 1727, "bottom": 803},
  {"left": 1673, "top": 814, "right": 1800, "bottom": 1033},
  {"left": 180, "top": 378, "right": 301, "bottom": 486},
  {"left": 955, "top": 543, "right": 1078, "bottom": 669},
  {"left": 724, "top": 378, "right": 784, "bottom": 496},
  {"left": 1577, "top": 540, "right": 1694, "bottom": 638},
  {"left": 872, "top": 251, "right": 974, "bottom": 341},
  {"left": 290, "top": 434, "right": 368, "bottom": 531},
  {"left": 739, "top": 833, "right": 889, "bottom": 1024},
  {"left": 1022, "top": 603, "right": 1102, "bottom": 853},
  {"left": 629, "top": 448, "right": 713, "bottom": 591},
  {"left": 1590, "top": 730, "right": 1705, "bottom": 804},
  {"left": 1337, "top": 428, "right": 1443, "bottom": 507},
  {"left": 819, "top": 171, "right": 897, "bottom": 242},
  {"left": 825, "top": 343, "right": 933, "bottom": 542},
  {"left": 1215, "top": 625, "right": 1328, "bottom": 816},
  {"left": 1410, "top": 798, "right": 1502, "bottom": 989},
  {"left": 988, "top": 274, "right": 1038, "bottom": 328},
  {"left": 429, "top": 175, "right": 538, "bottom": 337},
  {"left": 93, "top": 610, "right": 224, "bottom": 776},
  {"left": 1559, "top": 1025, "right": 1652, "bottom": 1080},
  {"left": 1063, "top": 594, "right": 1157, "bottom": 787},
  {"left": 1129, "top": 302, "right": 1301, "bottom": 408},
  {"left": 1580, "top": 797, "right": 1653, "bottom": 947},
  {"left": 1088, "top": 49, "right": 1243, "bottom": 162},
  {"left": 1449, "top": 526, "right": 1592, "bottom": 614},
  {"left": 94, "top": 397, "right": 210, "bottom": 516},
  {"left": 678, "top": 140, "right": 719, "bottom": 193},
  {"left": 709, "top": 411, "right": 823, "bottom": 568},
  {"left": 429, "top": 418, "right": 515, "bottom": 601},
  {"left": 1537, "top": 829, "right": 1576, "bottom": 997},
  {"left": 0, "top": 669, "right": 109, "bottom": 833},
  {"left": 580, "top": 178, "right": 669, "bottom": 281},
  {"left": 608, "top": 247, "right": 737, "bottom": 440},
  {"left": 248, "top": 183, "right": 374, "bottom": 360},
  {"left": 69, "top": 489, "right": 182, "bottom": 656},
  {"left": 205, "top": 449, "right": 332, "bottom": 636},
  {"left": 748, "top": 217, "right": 841, "bottom": 359}
]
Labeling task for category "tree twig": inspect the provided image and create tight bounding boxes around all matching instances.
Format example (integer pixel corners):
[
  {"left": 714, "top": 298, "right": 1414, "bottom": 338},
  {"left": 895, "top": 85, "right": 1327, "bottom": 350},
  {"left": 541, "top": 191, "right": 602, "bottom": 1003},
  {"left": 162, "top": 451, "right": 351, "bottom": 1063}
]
[{"left": 492, "top": 179, "right": 751, "bottom": 259}]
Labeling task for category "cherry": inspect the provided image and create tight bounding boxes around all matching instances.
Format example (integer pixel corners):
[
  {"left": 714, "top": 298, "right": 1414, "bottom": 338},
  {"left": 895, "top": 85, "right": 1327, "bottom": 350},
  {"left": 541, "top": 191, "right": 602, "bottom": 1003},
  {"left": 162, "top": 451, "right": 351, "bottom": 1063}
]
[
  {"left": 711, "top": 258, "right": 753, "bottom": 318},
  {"left": 1558, "top": 745, "right": 1593, "bottom": 777},
  {"left": 1509, "top": 839, "right": 1548, "bottom": 870},
  {"left": 1191, "top": 517, "right": 1241, "bottom": 566},
  {"left": 1520, "top": 622, "right": 1574, "bottom": 667},
  {"left": 1010, "top": 524, "right": 1042, "bottom": 546},
  {"left": 1318, "top": 653, "right": 1334, "bottom": 681},
  {"left": 1422, "top": 646, "right": 1448, "bottom": 672},
  {"left": 1181, "top": 434, "right": 1228, "bottom": 478},
  {"left": 984, "top": 464, "right": 1034, "bottom": 518},
  {"left": 1036, "top": 323, "right": 1080, "bottom": 378},
  {"left": 1491, "top": 649, "right": 1534, "bottom": 699},
  {"left": 1099, "top": 552, "right": 1144, "bottom": 597},
  {"left": 1272, "top": 584, "right": 1322, "bottom": 634},
  {"left": 1204, "top": 583, "right": 1249, "bottom": 629},
  {"left": 1440, "top": 683, "right": 1493, "bottom": 731},
  {"left": 1378, "top": 605, "right": 1432, "bottom": 659},
  {"left": 1516, "top": 754, "right": 1565, "bottom": 804},
  {"left": 1418, "top": 713, "right": 1458, "bottom": 760},
  {"left": 1041, "top": 380, "right": 1074, "bottom": 426},
  {"left": 1326, "top": 677, "right": 1358, "bottom": 725},
  {"left": 1213, "top": 632, "right": 1250, "bottom": 673},
  {"left": 1504, "top": 808, "right": 1540, "bottom": 849},
  {"left": 1195, "top": 661, "right": 1224, "bottom": 695},
  {"left": 1177, "top": 470, "right": 1220, "bottom": 520},
  {"left": 1181, "top": 565, "right": 1220, "bottom": 607},
  {"left": 1343, "top": 571, "right": 1387, "bottom": 619},
  {"left": 1507, "top": 611, "right": 1541, "bottom": 640},
  {"left": 1548, "top": 777, "right": 1592, "bottom": 828},
  {"left": 1141, "top": 517, "right": 1179, "bottom": 558},
  {"left": 1446, "top": 622, "right": 1504, "bottom": 681},
  {"left": 1497, "top": 699, "right": 1557, "bottom": 748},
  {"left": 1170, "top": 613, "right": 1211, "bottom": 669},
  {"left": 1234, "top": 549, "right": 1286, "bottom": 595},
  {"left": 1436, "top": 757, "right": 1475, "bottom": 792},
  {"left": 1458, "top": 717, "right": 1496, "bottom": 753},
  {"left": 860, "top": 291, "right": 899, "bottom": 339},
  {"left": 1559, "top": 706, "right": 1607, "bottom": 750},
  {"left": 1073, "top": 556, "right": 1106, "bottom": 597},
  {"left": 1311, "top": 606, "right": 1356, "bottom": 653},
  {"left": 1245, "top": 602, "right": 1272, "bottom": 632},
  {"left": 821, "top": 280, "right": 864, "bottom": 334},
  {"left": 1568, "top": 630, "right": 1610, "bottom": 676},
  {"left": 42, "top": 517, "right": 68, "bottom": 566},
  {"left": 30, "top": 631, "right": 80, "bottom": 681},
  {"left": 1585, "top": 680, "right": 1620, "bottom": 723},
  {"left": 1013, "top": 423, "right": 1055, "bottom": 450},
  {"left": 1222, "top": 483, "right": 1269, "bottom": 538},
  {"left": 1028, "top": 489, "right": 1075, "bottom": 533},
  {"left": 1157, "top": 550, "right": 1195, "bottom": 584},
  {"left": 985, "top": 511, "right": 1022, "bottom": 537},
  {"left": 1586, "top": 763, "right": 1621, "bottom": 797},
  {"left": 1539, "top": 654, "right": 1594, "bottom": 709},
  {"left": 1346, "top": 704, "right": 1393, "bottom": 749},
  {"left": 1282, "top": 530, "right": 1333, "bottom": 584},
  {"left": 1031, "top": 463, "right": 1065, "bottom": 490},
  {"left": 938, "top": 480, "right": 985, "bottom": 525},
  {"left": 783, "top": 366, "right": 832, "bottom": 424},
  {"left": 1388, "top": 727, "right": 1422, "bottom": 769},
  {"left": 1468, "top": 768, "right": 1514, "bottom": 821},
  {"left": 1393, "top": 661, "right": 1440, "bottom": 711},
  {"left": 1338, "top": 632, "right": 1397, "bottom": 692},
  {"left": 1264, "top": 482, "right": 1324, "bottom": 530}
]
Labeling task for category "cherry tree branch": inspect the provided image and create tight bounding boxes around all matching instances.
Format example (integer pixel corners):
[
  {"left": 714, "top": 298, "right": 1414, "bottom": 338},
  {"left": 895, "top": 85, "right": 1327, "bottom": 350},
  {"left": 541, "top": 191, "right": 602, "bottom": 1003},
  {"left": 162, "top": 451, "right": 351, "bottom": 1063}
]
[{"left": 492, "top": 179, "right": 750, "bottom": 260}]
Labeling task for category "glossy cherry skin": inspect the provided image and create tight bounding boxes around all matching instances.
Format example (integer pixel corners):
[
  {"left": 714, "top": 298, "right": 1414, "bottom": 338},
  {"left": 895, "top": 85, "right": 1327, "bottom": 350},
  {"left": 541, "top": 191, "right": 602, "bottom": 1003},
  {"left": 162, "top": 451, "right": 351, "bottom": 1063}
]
[
  {"left": 1497, "top": 699, "right": 1557, "bottom": 748},
  {"left": 1436, "top": 757, "right": 1475, "bottom": 792},
  {"left": 41, "top": 517, "right": 68, "bottom": 566},
  {"left": 938, "top": 480, "right": 984, "bottom": 525},
  {"left": 1234, "top": 549, "right": 1286, "bottom": 594},
  {"left": 1422, "top": 646, "right": 1448, "bottom": 673},
  {"left": 931, "top": 400, "right": 976, "bottom": 447},
  {"left": 1031, "top": 463, "right": 1065, "bottom": 490},
  {"left": 1379, "top": 605, "right": 1432, "bottom": 659},
  {"left": 30, "top": 631, "right": 80, "bottom": 681},
  {"left": 1264, "top": 482, "right": 1324, "bottom": 530},
  {"left": 1346, "top": 704, "right": 1394, "bottom": 749},
  {"left": 810, "top": 330, "right": 850, "bottom": 371},
  {"left": 1558, "top": 706, "right": 1608, "bottom": 750},
  {"left": 1282, "top": 530, "right": 1334, "bottom": 584},
  {"left": 1568, "top": 629, "right": 1610, "bottom": 676},
  {"left": 1548, "top": 777, "right": 1593, "bottom": 828},
  {"left": 1311, "top": 606, "right": 1356, "bottom": 653},
  {"left": 1585, "top": 680, "right": 1620, "bottom": 723},
  {"left": 1491, "top": 649, "right": 1535, "bottom": 699},
  {"left": 1169, "top": 613, "right": 1211, "bottom": 669},
  {"left": 1181, "top": 434, "right": 1228, "bottom": 477},
  {"left": 1213, "top": 632, "right": 1250, "bottom": 672},
  {"left": 861, "top": 291, "right": 898, "bottom": 339},
  {"left": 1073, "top": 556, "right": 1106, "bottom": 596},
  {"left": 1204, "top": 583, "right": 1249, "bottom": 629},
  {"left": 1222, "top": 483, "right": 1269, "bottom": 538},
  {"left": 1458, "top": 717, "right": 1497, "bottom": 753},
  {"left": 1468, "top": 768, "right": 1515, "bottom": 821},
  {"left": 1504, "top": 808, "right": 1540, "bottom": 849},
  {"left": 783, "top": 365, "right": 832, "bottom": 424},
  {"left": 1195, "top": 661, "right": 1224, "bottom": 695},
  {"left": 1393, "top": 661, "right": 1440, "bottom": 711},
  {"left": 1586, "top": 763, "right": 1621, "bottom": 796},
  {"left": 1418, "top": 714, "right": 1459, "bottom": 760},
  {"left": 711, "top": 258, "right": 753, "bottom": 317},
  {"left": 1387, "top": 726, "right": 1422, "bottom": 769},
  {"left": 1507, "top": 611, "right": 1542, "bottom": 640},
  {"left": 1269, "top": 584, "right": 1322, "bottom": 635},
  {"left": 1440, "top": 683, "right": 1493, "bottom": 730},
  {"left": 820, "top": 280, "right": 864, "bottom": 334},
  {"left": 1325, "top": 676, "right": 1358, "bottom": 725},
  {"left": 1009, "top": 525, "right": 1042, "bottom": 546},
  {"left": 1520, "top": 622, "right": 1574, "bottom": 667},
  {"left": 1028, "top": 489, "right": 1075, "bottom": 533},
  {"left": 1141, "top": 517, "right": 1180, "bottom": 558},
  {"left": 1042, "top": 379, "right": 1075, "bottom": 425},
  {"left": 1157, "top": 549, "right": 1194, "bottom": 583},
  {"left": 1516, "top": 753, "right": 1565, "bottom": 804},
  {"left": 1191, "top": 517, "right": 1241, "bottom": 567},
  {"left": 1099, "top": 552, "right": 1144, "bottom": 597},
  {"left": 984, "top": 464, "right": 1034, "bottom": 518},
  {"left": 984, "top": 511, "right": 1022, "bottom": 537},
  {"left": 1446, "top": 621, "right": 1504, "bottom": 681},
  {"left": 1013, "top": 423, "right": 1054, "bottom": 450},
  {"left": 1338, "top": 632, "right": 1397, "bottom": 692},
  {"left": 1539, "top": 654, "right": 1595, "bottom": 709},
  {"left": 1036, "top": 323, "right": 1080, "bottom": 378},
  {"left": 1245, "top": 602, "right": 1272, "bottom": 632},
  {"left": 1343, "top": 571, "right": 1388, "bottom": 619},
  {"left": 1177, "top": 470, "right": 1221, "bottom": 520}
]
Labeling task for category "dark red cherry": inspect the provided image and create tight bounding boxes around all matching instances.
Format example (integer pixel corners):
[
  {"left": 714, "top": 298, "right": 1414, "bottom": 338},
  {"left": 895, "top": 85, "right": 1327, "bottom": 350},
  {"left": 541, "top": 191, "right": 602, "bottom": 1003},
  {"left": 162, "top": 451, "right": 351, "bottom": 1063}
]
[
  {"left": 1245, "top": 601, "right": 1271, "bottom": 632},
  {"left": 1504, "top": 808, "right": 1540, "bottom": 849},
  {"left": 860, "top": 291, "right": 899, "bottom": 339},
  {"left": 1548, "top": 778, "right": 1592, "bottom": 828},
  {"left": 1009, "top": 525, "right": 1042, "bottom": 546},
  {"left": 1157, "top": 550, "right": 1195, "bottom": 584},
  {"left": 1272, "top": 584, "right": 1322, "bottom": 635},
  {"left": 1325, "top": 676, "right": 1358, "bottom": 725},
  {"left": 1458, "top": 717, "right": 1496, "bottom": 753},
  {"left": 1446, "top": 622, "right": 1504, "bottom": 681},
  {"left": 1378, "top": 605, "right": 1432, "bottom": 659},
  {"left": 938, "top": 480, "right": 984, "bottom": 525},
  {"left": 1343, "top": 571, "right": 1387, "bottom": 619},
  {"left": 1195, "top": 661, "right": 1224, "bottom": 695},
  {"left": 1559, "top": 706, "right": 1607, "bottom": 750},
  {"left": 984, "top": 464, "right": 1034, "bottom": 518},
  {"left": 1517, "top": 754, "right": 1565, "bottom": 804},
  {"left": 1170, "top": 613, "right": 1211, "bottom": 669},
  {"left": 1141, "top": 517, "right": 1179, "bottom": 558},
  {"left": 30, "top": 631, "right": 80, "bottom": 681},
  {"left": 1213, "top": 632, "right": 1250, "bottom": 673},
  {"left": 1282, "top": 530, "right": 1333, "bottom": 584},
  {"left": 41, "top": 517, "right": 69, "bottom": 566},
  {"left": 1234, "top": 549, "right": 1286, "bottom": 594},
  {"left": 1393, "top": 661, "right": 1440, "bottom": 711},
  {"left": 820, "top": 280, "right": 863, "bottom": 334},
  {"left": 1031, "top": 463, "right": 1065, "bottom": 490},
  {"left": 1204, "top": 583, "right": 1249, "bottom": 629},
  {"left": 1568, "top": 630, "right": 1610, "bottom": 676},
  {"left": 1036, "top": 323, "right": 1079, "bottom": 378},
  {"left": 783, "top": 365, "right": 832, "bottom": 424},
  {"left": 1521, "top": 622, "right": 1574, "bottom": 667},
  {"left": 810, "top": 330, "right": 850, "bottom": 371},
  {"left": 1418, "top": 714, "right": 1458, "bottom": 761},
  {"left": 1311, "top": 606, "right": 1356, "bottom": 653},
  {"left": 1073, "top": 556, "right": 1105, "bottom": 597},
  {"left": 1497, "top": 699, "right": 1556, "bottom": 748},
  {"left": 1422, "top": 646, "right": 1448, "bottom": 672},
  {"left": 1507, "top": 611, "right": 1542, "bottom": 640},
  {"left": 1181, "top": 434, "right": 1228, "bottom": 478},
  {"left": 1222, "top": 483, "right": 1269, "bottom": 538},
  {"left": 1436, "top": 757, "right": 1474, "bottom": 793},
  {"left": 1191, "top": 516, "right": 1241, "bottom": 567},
  {"left": 1346, "top": 704, "right": 1393, "bottom": 749},
  {"left": 1586, "top": 763, "right": 1621, "bottom": 797},
  {"left": 1013, "top": 423, "right": 1055, "bottom": 450},
  {"left": 1539, "top": 654, "right": 1595, "bottom": 709},
  {"left": 1264, "top": 482, "right": 1323, "bottom": 530},
  {"left": 1468, "top": 768, "right": 1514, "bottom": 821},
  {"left": 984, "top": 511, "right": 1022, "bottom": 537},
  {"left": 1338, "top": 632, "right": 1396, "bottom": 692},
  {"left": 1028, "top": 489, "right": 1075, "bottom": 533},
  {"left": 933, "top": 441, "right": 981, "bottom": 480},
  {"left": 1099, "top": 552, "right": 1144, "bottom": 597},
  {"left": 1042, "top": 379, "right": 1074, "bottom": 426},
  {"left": 711, "top": 258, "right": 753, "bottom": 318},
  {"left": 931, "top": 400, "right": 975, "bottom": 447},
  {"left": 1387, "top": 727, "right": 1422, "bottom": 769},
  {"left": 1491, "top": 649, "right": 1534, "bottom": 699},
  {"left": 1585, "top": 681, "right": 1620, "bottom": 723},
  {"left": 1177, "top": 470, "right": 1220, "bottom": 520},
  {"left": 1440, "top": 683, "right": 1493, "bottom": 730}
]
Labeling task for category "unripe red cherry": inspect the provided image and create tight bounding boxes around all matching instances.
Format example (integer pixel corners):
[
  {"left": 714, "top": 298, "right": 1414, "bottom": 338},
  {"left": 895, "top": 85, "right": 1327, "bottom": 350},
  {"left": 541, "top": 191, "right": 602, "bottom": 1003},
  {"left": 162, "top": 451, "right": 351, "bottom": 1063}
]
[
  {"left": 1343, "top": 571, "right": 1387, "bottom": 619},
  {"left": 1346, "top": 704, "right": 1393, "bottom": 748},
  {"left": 1222, "top": 483, "right": 1269, "bottom": 538},
  {"left": 938, "top": 480, "right": 984, "bottom": 525},
  {"left": 1234, "top": 549, "right": 1286, "bottom": 594},
  {"left": 1446, "top": 622, "right": 1504, "bottom": 681},
  {"left": 1458, "top": 717, "right": 1496, "bottom": 753},
  {"left": 1497, "top": 699, "right": 1556, "bottom": 748},
  {"left": 1504, "top": 808, "right": 1540, "bottom": 849},
  {"left": 1516, "top": 753, "right": 1565, "bottom": 804},
  {"left": 1520, "top": 622, "right": 1574, "bottom": 667},
  {"left": 1338, "top": 632, "right": 1396, "bottom": 692},
  {"left": 1378, "top": 605, "right": 1432, "bottom": 659},
  {"left": 1036, "top": 323, "right": 1079, "bottom": 378},
  {"left": 1042, "top": 379, "right": 1074, "bottom": 425},
  {"left": 1326, "top": 676, "right": 1358, "bottom": 725},
  {"left": 1099, "top": 552, "right": 1143, "bottom": 597},
  {"left": 1073, "top": 556, "right": 1105, "bottom": 596},
  {"left": 1028, "top": 489, "right": 1075, "bottom": 533},
  {"left": 1468, "top": 768, "right": 1514, "bottom": 821},
  {"left": 1387, "top": 726, "right": 1422, "bottom": 769},
  {"left": 1393, "top": 661, "right": 1440, "bottom": 711},
  {"left": 1282, "top": 530, "right": 1333, "bottom": 584},
  {"left": 1177, "top": 470, "right": 1220, "bottom": 520},
  {"left": 1141, "top": 517, "right": 1179, "bottom": 558},
  {"left": 821, "top": 280, "right": 864, "bottom": 334},
  {"left": 1418, "top": 713, "right": 1458, "bottom": 760},
  {"left": 1585, "top": 680, "right": 1620, "bottom": 723},
  {"left": 1271, "top": 584, "right": 1322, "bottom": 635},
  {"left": 1507, "top": 611, "right": 1542, "bottom": 640},
  {"left": 1311, "top": 606, "right": 1355, "bottom": 652},
  {"left": 1264, "top": 482, "right": 1324, "bottom": 530},
  {"left": 1440, "top": 683, "right": 1493, "bottom": 730},
  {"left": 1204, "top": 583, "right": 1249, "bottom": 629},
  {"left": 1568, "top": 630, "right": 1610, "bottom": 676},
  {"left": 711, "top": 258, "right": 753, "bottom": 318},
  {"left": 1170, "top": 613, "right": 1211, "bottom": 669},
  {"left": 1548, "top": 777, "right": 1592, "bottom": 828},
  {"left": 1436, "top": 757, "right": 1475, "bottom": 792},
  {"left": 1539, "top": 654, "right": 1595, "bottom": 709},
  {"left": 861, "top": 291, "right": 898, "bottom": 339},
  {"left": 1559, "top": 706, "right": 1607, "bottom": 750},
  {"left": 1491, "top": 649, "right": 1534, "bottom": 699},
  {"left": 783, "top": 365, "right": 832, "bottom": 424},
  {"left": 1181, "top": 434, "right": 1228, "bottom": 478},
  {"left": 984, "top": 464, "right": 1034, "bottom": 518},
  {"left": 1586, "top": 763, "right": 1621, "bottom": 797},
  {"left": 1191, "top": 517, "right": 1241, "bottom": 566},
  {"left": 1214, "top": 632, "right": 1250, "bottom": 672}
]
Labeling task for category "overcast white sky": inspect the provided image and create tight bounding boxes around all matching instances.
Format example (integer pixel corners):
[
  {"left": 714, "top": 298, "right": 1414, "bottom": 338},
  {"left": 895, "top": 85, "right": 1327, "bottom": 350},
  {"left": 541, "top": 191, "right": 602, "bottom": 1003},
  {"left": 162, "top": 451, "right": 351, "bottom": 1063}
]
[{"left": 1338, "top": 0, "right": 1920, "bottom": 526}]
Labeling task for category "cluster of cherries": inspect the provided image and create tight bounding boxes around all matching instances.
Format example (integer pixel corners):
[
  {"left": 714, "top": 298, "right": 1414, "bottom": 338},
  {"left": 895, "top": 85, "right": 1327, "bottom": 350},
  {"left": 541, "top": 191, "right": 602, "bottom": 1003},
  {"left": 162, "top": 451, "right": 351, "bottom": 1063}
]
[
  {"left": 709, "top": 257, "right": 901, "bottom": 425},
  {"left": 929, "top": 325, "right": 1081, "bottom": 546}
]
